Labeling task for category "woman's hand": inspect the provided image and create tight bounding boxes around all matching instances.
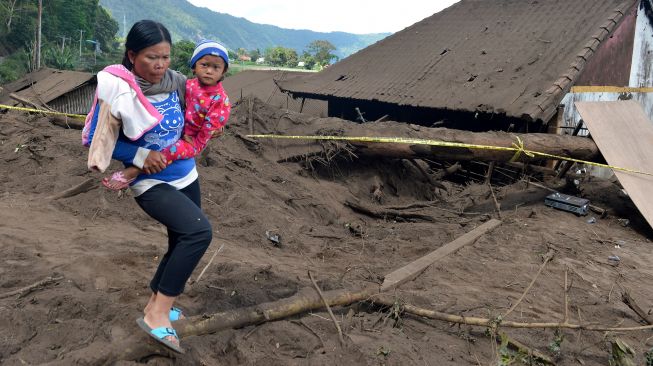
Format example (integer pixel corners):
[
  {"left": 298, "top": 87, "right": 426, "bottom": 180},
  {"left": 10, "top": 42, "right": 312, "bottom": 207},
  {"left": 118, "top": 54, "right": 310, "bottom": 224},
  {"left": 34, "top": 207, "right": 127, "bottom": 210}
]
[{"left": 143, "top": 150, "right": 167, "bottom": 174}]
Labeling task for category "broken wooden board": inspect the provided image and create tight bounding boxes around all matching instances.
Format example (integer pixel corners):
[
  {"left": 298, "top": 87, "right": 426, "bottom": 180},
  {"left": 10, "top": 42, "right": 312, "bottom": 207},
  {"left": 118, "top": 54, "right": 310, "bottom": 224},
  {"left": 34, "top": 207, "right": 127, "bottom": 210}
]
[
  {"left": 381, "top": 219, "right": 502, "bottom": 291},
  {"left": 575, "top": 100, "right": 653, "bottom": 230}
]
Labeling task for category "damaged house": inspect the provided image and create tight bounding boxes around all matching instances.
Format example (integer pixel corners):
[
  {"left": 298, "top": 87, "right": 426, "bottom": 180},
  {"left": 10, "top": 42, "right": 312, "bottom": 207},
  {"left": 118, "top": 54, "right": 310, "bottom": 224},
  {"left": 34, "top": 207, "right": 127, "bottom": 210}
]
[
  {"left": 0, "top": 68, "right": 96, "bottom": 115},
  {"left": 277, "top": 0, "right": 653, "bottom": 134}
]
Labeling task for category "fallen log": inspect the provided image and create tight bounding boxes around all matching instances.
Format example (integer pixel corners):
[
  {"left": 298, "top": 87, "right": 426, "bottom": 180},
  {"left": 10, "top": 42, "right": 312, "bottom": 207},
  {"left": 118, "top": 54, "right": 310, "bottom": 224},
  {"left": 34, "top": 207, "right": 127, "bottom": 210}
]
[
  {"left": 265, "top": 124, "right": 600, "bottom": 164},
  {"left": 347, "top": 130, "right": 599, "bottom": 163},
  {"left": 49, "top": 286, "right": 380, "bottom": 365},
  {"left": 50, "top": 115, "right": 85, "bottom": 130},
  {"left": 50, "top": 218, "right": 502, "bottom": 364}
]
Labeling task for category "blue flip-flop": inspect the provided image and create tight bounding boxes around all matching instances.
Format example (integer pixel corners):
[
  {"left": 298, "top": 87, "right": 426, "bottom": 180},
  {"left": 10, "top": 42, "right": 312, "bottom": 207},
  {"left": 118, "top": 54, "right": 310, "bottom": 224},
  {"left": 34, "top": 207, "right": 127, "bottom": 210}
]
[
  {"left": 136, "top": 317, "right": 184, "bottom": 354},
  {"left": 169, "top": 306, "right": 184, "bottom": 322}
]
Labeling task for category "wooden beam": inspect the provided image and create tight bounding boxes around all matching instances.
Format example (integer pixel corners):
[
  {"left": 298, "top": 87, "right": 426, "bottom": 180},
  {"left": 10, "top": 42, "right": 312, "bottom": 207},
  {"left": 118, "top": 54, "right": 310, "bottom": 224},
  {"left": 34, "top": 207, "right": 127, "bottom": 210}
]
[
  {"left": 9, "top": 92, "right": 55, "bottom": 111},
  {"left": 381, "top": 219, "right": 502, "bottom": 291}
]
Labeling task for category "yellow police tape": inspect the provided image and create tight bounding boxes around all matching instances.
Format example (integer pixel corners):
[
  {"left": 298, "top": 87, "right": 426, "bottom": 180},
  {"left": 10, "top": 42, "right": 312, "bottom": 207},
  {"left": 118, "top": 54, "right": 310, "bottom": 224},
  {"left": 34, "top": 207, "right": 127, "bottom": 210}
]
[
  {"left": 1, "top": 103, "right": 649, "bottom": 177},
  {"left": 0, "top": 104, "right": 86, "bottom": 119},
  {"left": 246, "top": 134, "right": 653, "bottom": 177}
]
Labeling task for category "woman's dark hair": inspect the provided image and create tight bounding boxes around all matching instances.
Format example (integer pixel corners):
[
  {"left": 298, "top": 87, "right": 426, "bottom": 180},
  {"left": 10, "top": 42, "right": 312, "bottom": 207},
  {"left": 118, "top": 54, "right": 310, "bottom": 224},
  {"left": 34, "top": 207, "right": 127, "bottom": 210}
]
[{"left": 122, "top": 20, "right": 172, "bottom": 70}]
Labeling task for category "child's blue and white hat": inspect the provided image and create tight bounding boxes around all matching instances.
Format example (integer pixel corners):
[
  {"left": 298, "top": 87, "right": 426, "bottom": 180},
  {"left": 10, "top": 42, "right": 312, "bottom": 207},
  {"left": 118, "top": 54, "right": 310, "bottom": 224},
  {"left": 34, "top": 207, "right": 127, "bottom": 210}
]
[{"left": 189, "top": 40, "right": 229, "bottom": 68}]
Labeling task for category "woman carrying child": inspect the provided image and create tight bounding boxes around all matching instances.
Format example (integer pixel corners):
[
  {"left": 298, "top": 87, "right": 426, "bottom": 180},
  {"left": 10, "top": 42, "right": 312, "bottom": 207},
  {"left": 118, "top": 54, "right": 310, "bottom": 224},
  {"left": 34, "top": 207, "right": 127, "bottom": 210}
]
[{"left": 83, "top": 20, "right": 230, "bottom": 353}]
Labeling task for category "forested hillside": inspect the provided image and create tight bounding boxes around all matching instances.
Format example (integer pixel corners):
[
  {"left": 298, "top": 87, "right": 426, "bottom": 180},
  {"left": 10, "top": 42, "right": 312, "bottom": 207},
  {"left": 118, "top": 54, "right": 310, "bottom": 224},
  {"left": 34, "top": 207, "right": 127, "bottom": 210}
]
[
  {"left": 0, "top": 0, "right": 388, "bottom": 83},
  {"left": 100, "top": 0, "right": 389, "bottom": 58},
  {"left": 0, "top": 0, "right": 119, "bottom": 81}
]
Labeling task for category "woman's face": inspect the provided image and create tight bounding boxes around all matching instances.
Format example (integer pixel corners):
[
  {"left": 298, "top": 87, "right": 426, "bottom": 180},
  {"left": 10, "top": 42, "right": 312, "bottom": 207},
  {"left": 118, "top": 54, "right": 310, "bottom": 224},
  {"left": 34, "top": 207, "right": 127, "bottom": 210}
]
[{"left": 128, "top": 41, "right": 171, "bottom": 84}]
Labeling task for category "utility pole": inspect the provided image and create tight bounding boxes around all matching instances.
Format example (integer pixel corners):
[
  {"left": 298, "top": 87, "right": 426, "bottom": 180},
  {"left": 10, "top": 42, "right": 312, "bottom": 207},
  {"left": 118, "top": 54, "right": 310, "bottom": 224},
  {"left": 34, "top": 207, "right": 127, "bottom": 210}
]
[
  {"left": 78, "top": 29, "right": 85, "bottom": 57},
  {"left": 36, "top": 0, "right": 42, "bottom": 69},
  {"left": 59, "top": 35, "right": 69, "bottom": 52}
]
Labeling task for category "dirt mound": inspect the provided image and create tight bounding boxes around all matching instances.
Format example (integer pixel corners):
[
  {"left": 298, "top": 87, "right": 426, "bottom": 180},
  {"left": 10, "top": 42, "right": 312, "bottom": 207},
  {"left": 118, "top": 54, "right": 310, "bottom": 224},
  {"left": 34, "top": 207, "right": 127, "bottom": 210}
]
[{"left": 0, "top": 100, "right": 652, "bottom": 365}]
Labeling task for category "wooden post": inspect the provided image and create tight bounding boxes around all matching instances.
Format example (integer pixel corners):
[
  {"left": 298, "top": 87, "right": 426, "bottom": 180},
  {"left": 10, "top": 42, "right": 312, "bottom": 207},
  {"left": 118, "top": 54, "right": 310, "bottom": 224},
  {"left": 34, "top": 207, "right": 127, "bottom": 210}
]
[
  {"left": 555, "top": 120, "right": 585, "bottom": 178},
  {"left": 36, "top": 0, "right": 42, "bottom": 69}
]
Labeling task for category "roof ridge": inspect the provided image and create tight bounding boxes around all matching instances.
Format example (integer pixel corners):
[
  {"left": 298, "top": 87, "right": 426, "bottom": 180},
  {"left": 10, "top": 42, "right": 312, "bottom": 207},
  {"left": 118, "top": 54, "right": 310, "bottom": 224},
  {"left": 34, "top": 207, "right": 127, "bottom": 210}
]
[{"left": 527, "top": 0, "right": 636, "bottom": 122}]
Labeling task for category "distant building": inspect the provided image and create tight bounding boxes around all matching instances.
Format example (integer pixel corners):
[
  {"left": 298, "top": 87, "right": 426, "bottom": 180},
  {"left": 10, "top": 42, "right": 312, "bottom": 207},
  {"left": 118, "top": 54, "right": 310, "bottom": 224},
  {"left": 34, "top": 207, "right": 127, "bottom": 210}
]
[
  {"left": 0, "top": 68, "right": 96, "bottom": 115},
  {"left": 255, "top": 57, "right": 265, "bottom": 64},
  {"left": 297, "top": 61, "right": 305, "bottom": 68},
  {"left": 238, "top": 55, "right": 252, "bottom": 62}
]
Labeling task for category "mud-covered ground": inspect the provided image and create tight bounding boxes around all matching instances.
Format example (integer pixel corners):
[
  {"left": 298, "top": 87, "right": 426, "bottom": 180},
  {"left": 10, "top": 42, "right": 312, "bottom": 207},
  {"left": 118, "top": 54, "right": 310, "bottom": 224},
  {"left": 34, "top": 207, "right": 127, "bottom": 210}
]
[{"left": 1, "top": 99, "right": 652, "bottom": 365}]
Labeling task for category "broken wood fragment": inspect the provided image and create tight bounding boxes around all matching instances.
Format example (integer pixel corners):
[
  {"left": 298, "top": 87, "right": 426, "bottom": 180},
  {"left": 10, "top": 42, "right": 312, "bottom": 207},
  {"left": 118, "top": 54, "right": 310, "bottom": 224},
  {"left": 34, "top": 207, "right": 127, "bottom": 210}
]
[
  {"left": 381, "top": 219, "right": 502, "bottom": 291},
  {"left": 0, "top": 276, "right": 63, "bottom": 299},
  {"left": 9, "top": 93, "right": 54, "bottom": 111},
  {"left": 371, "top": 296, "right": 653, "bottom": 331},
  {"left": 309, "top": 271, "right": 345, "bottom": 346},
  {"left": 503, "top": 249, "right": 555, "bottom": 318},
  {"left": 344, "top": 199, "right": 436, "bottom": 222},
  {"left": 622, "top": 290, "right": 653, "bottom": 325},
  {"left": 500, "top": 334, "right": 555, "bottom": 365},
  {"left": 49, "top": 178, "right": 97, "bottom": 200}
]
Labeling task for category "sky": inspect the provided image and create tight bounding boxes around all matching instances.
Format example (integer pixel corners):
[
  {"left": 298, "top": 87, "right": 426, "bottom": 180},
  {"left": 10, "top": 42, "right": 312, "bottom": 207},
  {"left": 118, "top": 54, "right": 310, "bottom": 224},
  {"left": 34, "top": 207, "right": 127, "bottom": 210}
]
[{"left": 186, "top": 0, "right": 461, "bottom": 34}]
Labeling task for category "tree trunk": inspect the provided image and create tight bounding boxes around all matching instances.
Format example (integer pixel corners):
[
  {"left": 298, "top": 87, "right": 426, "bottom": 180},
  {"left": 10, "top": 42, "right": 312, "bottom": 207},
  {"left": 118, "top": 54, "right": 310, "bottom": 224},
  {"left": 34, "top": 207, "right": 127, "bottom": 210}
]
[
  {"left": 346, "top": 129, "right": 599, "bottom": 163},
  {"left": 6, "top": 0, "right": 17, "bottom": 31}
]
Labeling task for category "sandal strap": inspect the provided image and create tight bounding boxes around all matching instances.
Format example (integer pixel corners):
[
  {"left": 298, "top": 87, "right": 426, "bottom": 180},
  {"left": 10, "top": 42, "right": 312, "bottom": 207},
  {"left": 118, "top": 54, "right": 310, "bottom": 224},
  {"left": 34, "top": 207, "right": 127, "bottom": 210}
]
[
  {"left": 169, "top": 307, "right": 183, "bottom": 321},
  {"left": 150, "top": 326, "right": 179, "bottom": 340}
]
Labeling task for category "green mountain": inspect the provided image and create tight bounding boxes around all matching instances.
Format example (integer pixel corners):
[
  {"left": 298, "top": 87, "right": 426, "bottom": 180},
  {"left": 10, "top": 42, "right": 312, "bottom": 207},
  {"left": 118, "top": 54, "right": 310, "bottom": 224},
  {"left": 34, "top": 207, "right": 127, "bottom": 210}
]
[{"left": 99, "top": 0, "right": 389, "bottom": 58}]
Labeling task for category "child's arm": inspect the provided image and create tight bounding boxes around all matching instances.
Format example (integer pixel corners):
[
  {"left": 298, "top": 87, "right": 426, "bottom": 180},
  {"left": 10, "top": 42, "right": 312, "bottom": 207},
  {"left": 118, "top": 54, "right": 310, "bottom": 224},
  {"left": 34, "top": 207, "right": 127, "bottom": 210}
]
[{"left": 160, "top": 92, "right": 230, "bottom": 164}]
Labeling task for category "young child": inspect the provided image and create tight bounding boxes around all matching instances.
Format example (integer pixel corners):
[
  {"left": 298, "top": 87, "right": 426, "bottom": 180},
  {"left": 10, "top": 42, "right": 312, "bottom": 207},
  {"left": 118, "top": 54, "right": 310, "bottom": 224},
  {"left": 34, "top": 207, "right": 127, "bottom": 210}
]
[{"left": 103, "top": 40, "right": 231, "bottom": 190}]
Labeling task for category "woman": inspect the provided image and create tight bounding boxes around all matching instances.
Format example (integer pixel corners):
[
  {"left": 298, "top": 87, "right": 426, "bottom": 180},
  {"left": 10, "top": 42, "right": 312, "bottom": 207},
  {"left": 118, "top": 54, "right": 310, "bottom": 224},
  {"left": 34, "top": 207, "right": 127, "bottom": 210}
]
[{"left": 83, "top": 20, "right": 211, "bottom": 353}]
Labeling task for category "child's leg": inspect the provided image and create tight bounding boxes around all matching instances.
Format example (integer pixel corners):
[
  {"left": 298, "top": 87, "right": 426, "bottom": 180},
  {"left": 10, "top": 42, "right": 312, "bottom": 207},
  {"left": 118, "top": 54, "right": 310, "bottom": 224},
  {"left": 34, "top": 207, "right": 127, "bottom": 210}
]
[{"left": 102, "top": 166, "right": 141, "bottom": 191}]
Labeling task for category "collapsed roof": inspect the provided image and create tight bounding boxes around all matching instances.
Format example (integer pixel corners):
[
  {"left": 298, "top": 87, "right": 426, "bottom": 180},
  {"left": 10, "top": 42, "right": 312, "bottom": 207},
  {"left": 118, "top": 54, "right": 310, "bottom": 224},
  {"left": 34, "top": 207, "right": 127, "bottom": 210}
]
[
  {"left": 0, "top": 68, "right": 95, "bottom": 107},
  {"left": 278, "top": 0, "right": 637, "bottom": 123}
]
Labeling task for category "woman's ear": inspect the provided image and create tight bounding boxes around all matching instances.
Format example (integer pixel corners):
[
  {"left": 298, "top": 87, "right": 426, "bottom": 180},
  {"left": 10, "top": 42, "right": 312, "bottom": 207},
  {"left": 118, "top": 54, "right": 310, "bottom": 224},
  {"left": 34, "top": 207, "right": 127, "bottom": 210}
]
[{"left": 127, "top": 50, "right": 136, "bottom": 65}]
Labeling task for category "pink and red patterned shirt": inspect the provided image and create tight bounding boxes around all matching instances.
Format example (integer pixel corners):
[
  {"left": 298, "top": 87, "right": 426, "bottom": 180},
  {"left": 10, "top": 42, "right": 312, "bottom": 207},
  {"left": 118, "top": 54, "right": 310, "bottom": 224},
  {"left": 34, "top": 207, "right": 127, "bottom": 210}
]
[{"left": 161, "top": 78, "right": 230, "bottom": 163}]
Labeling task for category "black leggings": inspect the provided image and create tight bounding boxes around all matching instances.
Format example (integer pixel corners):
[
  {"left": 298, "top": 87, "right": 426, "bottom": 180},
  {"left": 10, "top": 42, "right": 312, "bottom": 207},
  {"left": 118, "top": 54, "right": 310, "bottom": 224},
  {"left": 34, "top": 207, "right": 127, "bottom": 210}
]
[{"left": 135, "top": 180, "right": 212, "bottom": 297}]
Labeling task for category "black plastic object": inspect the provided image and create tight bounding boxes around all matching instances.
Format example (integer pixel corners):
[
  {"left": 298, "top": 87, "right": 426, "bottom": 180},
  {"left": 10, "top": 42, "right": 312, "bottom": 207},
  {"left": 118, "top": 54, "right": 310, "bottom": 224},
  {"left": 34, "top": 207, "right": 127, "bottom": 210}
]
[{"left": 544, "top": 192, "right": 589, "bottom": 216}]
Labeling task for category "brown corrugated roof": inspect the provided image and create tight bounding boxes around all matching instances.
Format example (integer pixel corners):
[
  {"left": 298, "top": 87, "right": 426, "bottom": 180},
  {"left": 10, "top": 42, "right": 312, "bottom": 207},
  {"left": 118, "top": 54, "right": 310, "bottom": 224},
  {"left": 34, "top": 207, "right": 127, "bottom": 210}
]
[
  {"left": 278, "top": 0, "right": 637, "bottom": 122},
  {"left": 0, "top": 68, "right": 95, "bottom": 107},
  {"left": 223, "top": 69, "right": 327, "bottom": 116}
]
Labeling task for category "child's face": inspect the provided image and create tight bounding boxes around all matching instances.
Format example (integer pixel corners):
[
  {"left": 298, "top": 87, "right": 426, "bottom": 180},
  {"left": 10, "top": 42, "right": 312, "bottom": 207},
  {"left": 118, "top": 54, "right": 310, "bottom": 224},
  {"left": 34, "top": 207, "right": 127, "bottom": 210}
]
[{"left": 193, "top": 55, "right": 227, "bottom": 86}]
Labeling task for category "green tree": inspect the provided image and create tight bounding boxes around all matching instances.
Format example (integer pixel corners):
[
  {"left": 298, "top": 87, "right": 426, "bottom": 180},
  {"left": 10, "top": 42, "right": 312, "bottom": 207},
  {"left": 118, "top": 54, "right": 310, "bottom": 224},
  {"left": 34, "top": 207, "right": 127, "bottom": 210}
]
[
  {"left": 265, "top": 46, "right": 298, "bottom": 67},
  {"left": 305, "top": 40, "right": 338, "bottom": 66},
  {"left": 93, "top": 5, "right": 119, "bottom": 52},
  {"left": 0, "top": 0, "right": 119, "bottom": 61},
  {"left": 171, "top": 39, "right": 194, "bottom": 77},
  {"left": 1, "top": 1, "right": 37, "bottom": 51},
  {"left": 300, "top": 51, "right": 316, "bottom": 70},
  {"left": 0, "top": 0, "right": 20, "bottom": 34},
  {"left": 249, "top": 48, "right": 261, "bottom": 61}
]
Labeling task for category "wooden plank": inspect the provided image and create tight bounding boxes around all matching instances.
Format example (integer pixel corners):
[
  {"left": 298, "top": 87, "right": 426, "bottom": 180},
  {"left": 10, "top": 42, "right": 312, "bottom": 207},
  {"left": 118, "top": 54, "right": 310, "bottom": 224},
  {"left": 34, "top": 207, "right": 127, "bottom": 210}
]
[
  {"left": 381, "top": 219, "right": 502, "bottom": 291},
  {"left": 575, "top": 101, "right": 653, "bottom": 229}
]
